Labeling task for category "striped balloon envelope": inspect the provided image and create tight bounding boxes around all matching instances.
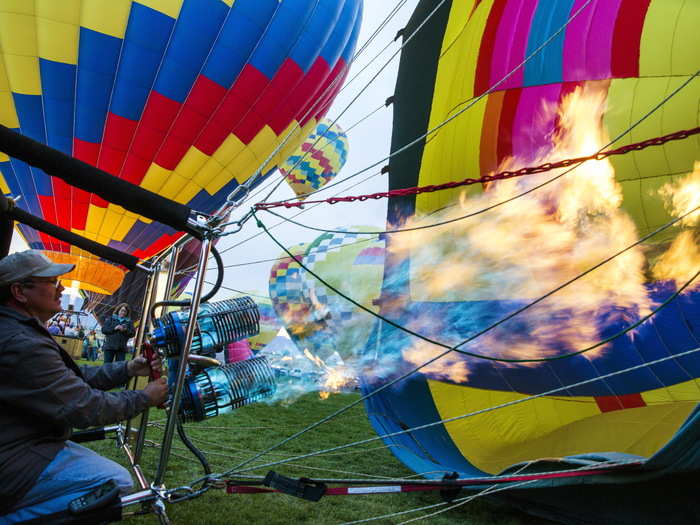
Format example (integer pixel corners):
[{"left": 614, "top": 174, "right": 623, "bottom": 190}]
[
  {"left": 278, "top": 118, "right": 349, "bottom": 199},
  {"left": 369, "top": 0, "right": 700, "bottom": 513},
  {"left": 0, "top": 0, "right": 362, "bottom": 294}
]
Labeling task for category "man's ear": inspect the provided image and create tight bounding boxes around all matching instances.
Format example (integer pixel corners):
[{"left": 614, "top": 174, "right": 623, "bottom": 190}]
[{"left": 10, "top": 282, "right": 28, "bottom": 304}]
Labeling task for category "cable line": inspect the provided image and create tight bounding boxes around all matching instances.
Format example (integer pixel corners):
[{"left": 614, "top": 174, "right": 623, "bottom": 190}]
[
  {"left": 255, "top": 206, "right": 698, "bottom": 363},
  {"left": 259, "top": 0, "right": 596, "bottom": 210},
  {"left": 224, "top": 346, "right": 700, "bottom": 478},
  {"left": 215, "top": 208, "right": 698, "bottom": 477}
]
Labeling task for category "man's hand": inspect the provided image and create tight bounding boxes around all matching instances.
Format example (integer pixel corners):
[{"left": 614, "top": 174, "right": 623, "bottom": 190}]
[
  {"left": 115, "top": 324, "right": 126, "bottom": 331},
  {"left": 143, "top": 377, "right": 168, "bottom": 407},
  {"left": 127, "top": 356, "right": 163, "bottom": 377}
]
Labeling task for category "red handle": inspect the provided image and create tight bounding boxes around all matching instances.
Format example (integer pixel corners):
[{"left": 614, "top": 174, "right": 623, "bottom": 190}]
[{"left": 141, "top": 342, "right": 162, "bottom": 381}]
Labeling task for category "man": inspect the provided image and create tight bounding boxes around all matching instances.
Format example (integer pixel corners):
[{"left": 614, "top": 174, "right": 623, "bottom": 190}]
[
  {"left": 0, "top": 250, "right": 169, "bottom": 522},
  {"left": 87, "top": 329, "right": 101, "bottom": 362}
]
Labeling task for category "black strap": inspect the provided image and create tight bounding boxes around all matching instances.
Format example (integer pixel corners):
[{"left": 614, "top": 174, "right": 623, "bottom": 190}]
[{"left": 0, "top": 125, "right": 201, "bottom": 239}]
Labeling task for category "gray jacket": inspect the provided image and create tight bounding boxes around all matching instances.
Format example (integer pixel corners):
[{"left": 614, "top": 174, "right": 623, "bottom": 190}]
[{"left": 0, "top": 306, "right": 149, "bottom": 513}]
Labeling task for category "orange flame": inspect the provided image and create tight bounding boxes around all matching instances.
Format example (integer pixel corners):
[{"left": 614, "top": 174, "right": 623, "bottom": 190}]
[
  {"left": 653, "top": 231, "right": 700, "bottom": 290},
  {"left": 658, "top": 162, "right": 700, "bottom": 227},
  {"left": 303, "top": 348, "right": 356, "bottom": 398},
  {"left": 654, "top": 165, "right": 700, "bottom": 289},
  {"left": 388, "top": 84, "right": 651, "bottom": 372}
]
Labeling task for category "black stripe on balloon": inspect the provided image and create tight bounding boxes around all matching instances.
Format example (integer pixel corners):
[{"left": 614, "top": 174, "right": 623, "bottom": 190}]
[{"left": 387, "top": 0, "right": 453, "bottom": 225}]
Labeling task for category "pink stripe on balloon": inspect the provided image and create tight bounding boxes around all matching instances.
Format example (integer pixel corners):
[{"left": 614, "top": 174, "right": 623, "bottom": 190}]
[
  {"left": 563, "top": 0, "right": 621, "bottom": 82},
  {"left": 586, "top": 0, "right": 622, "bottom": 80},
  {"left": 511, "top": 84, "right": 563, "bottom": 164},
  {"left": 489, "top": 0, "right": 539, "bottom": 91},
  {"left": 562, "top": 0, "right": 591, "bottom": 81}
]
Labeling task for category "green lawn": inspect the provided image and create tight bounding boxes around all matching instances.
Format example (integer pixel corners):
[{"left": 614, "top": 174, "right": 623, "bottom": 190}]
[{"left": 83, "top": 388, "right": 553, "bottom": 525}]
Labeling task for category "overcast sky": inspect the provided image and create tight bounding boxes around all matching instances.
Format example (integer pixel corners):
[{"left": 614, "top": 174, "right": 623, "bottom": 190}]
[{"left": 10, "top": 1, "right": 421, "bottom": 303}]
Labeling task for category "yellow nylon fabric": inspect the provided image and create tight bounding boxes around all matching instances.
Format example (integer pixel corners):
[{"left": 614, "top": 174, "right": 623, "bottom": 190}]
[
  {"left": 415, "top": 0, "right": 490, "bottom": 216},
  {"left": 430, "top": 376, "right": 698, "bottom": 474}
]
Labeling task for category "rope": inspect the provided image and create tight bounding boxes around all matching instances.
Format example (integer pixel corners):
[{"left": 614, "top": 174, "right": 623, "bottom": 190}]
[
  {"left": 252, "top": 0, "right": 596, "bottom": 212},
  {"left": 219, "top": 210, "right": 698, "bottom": 477},
  {"left": 221, "top": 346, "right": 700, "bottom": 478},
  {"left": 255, "top": 126, "right": 700, "bottom": 211},
  {"left": 254, "top": 206, "right": 699, "bottom": 363}
]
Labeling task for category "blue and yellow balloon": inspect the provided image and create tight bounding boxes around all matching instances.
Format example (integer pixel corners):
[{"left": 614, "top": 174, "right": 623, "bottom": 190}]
[{"left": 0, "top": 0, "right": 362, "bottom": 293}]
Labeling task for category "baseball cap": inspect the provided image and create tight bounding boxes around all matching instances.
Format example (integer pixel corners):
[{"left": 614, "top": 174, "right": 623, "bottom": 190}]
[{"left": 0, "top": 250, "right": 75, "bottom": 286}]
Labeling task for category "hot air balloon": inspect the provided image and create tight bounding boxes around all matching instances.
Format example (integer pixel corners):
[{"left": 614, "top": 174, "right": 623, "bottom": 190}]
[
  {"left": 0, "top": 0, "right": 363, "bottom": 294},
  {"left": 365, "top": 0, "right": 700, "bottom": 522},
  {"left": 278, "top": 118, "right": 349, "bottom": 199},
  {"left": 269, "top": 241, "right": 312, "bottom": 346},
  {"left": 249, "top": 296, "right": 283, "bottom": 352},
  {"left": 269, "top": 228, "right": 385, "bottom": 362}
]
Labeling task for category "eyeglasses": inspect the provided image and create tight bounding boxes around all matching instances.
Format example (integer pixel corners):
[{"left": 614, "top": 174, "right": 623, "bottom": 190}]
[{"left": 20, "top": 278, "right": 61, "bottom": 289}]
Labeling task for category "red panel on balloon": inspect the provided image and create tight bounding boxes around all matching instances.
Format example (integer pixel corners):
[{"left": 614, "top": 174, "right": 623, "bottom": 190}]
[
  {"left": 270, "top": 57, "right": 330, "bottom": 134},
  {"left": 595, "top": 394, "right": 647, "bottom": 413}
]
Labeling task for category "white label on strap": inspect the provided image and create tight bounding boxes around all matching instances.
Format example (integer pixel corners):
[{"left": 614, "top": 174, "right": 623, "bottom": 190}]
[{"left": 347, "top": 486, "right": 402, "bottom": 494}]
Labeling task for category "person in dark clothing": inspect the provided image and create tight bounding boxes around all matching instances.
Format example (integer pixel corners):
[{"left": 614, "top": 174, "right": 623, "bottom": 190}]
[
  {"left": 102, "top": 302, "right": 136, "bottom": 363},
  {"left": 0, "top": 250, "right": 169, "bottom": 522}
]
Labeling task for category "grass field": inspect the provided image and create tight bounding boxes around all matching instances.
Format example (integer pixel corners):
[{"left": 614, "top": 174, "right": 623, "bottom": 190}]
[{"left": 83, "top": 383, "right": 553, "bottom": 525}]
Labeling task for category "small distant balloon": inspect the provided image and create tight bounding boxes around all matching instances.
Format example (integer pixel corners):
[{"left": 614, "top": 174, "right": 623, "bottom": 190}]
[{"left": 279, "top": 119, "right": 349, "bottom": 199}]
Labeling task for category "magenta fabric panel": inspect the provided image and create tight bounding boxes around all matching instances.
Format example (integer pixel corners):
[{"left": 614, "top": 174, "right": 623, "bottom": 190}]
[
  {"left": 510, "top": 83, "right": 564, "bottom": 164},
  {"left": 562, "top": 0, "right": 622, "bottom": 82},
  {"left": 489, "top": 0, "right": 539, "bottom": 90},
  {"left": 585, "top": 0, "right": 623, "bottom": 80},
  {"left": 562, "top": 0, "right": 593, "bottom": 82},
  {"left": 225, "top": 340, "right": 253, "bottom": 363}
]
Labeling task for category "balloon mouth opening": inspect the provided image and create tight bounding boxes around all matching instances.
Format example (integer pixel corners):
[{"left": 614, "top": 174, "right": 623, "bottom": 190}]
[{"left": 42, "top": 251, "right": 126, "bottom": 295}]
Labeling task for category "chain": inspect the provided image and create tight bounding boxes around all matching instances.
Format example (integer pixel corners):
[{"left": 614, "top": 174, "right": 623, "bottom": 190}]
[{"left": 255, "top": 126, "right": 700, "bottom": 211}]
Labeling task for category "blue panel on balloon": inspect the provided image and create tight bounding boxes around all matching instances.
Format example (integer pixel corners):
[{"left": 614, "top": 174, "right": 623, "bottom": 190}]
[
  {"left": 111, "top": 3, "right": 175, "bottom": 120},
  {"left": 288, "top": 0, "right": 341, "bottom": 71},
  {"left": 39, "top": 59, "right": 76, "bottom": 155},
  {"left": 319, "top": 0, "right": 360, "bottom": 66},
  {"left": 202, "top": 0, "right": 279, "bottom": 88},
  {"left": 154, "top": 0, "right": 228, "bottom": 103},
  {"left": 250, "top": 0, "right": 315, "bottom": 78}
]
